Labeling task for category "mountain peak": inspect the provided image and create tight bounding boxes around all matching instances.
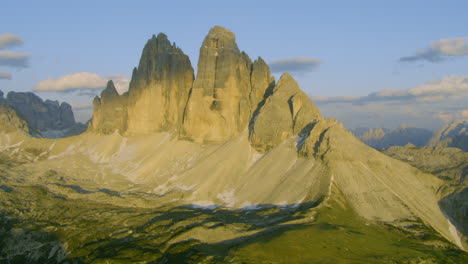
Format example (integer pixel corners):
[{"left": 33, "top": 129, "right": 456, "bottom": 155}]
[
  {"left": 208, "top": 25, "right": 235, "bottom": 37},
  {"left": 249, "top": 72, "right": 322, "bottom": 152},
  {"left": 101, "top": 80, "right": 119, "bottom": 98}
]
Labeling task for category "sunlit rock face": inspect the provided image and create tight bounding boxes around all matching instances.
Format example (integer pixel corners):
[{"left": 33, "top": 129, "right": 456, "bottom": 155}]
[
  {"left": 249, "top": 73, "right": 322, "bottom": 152},
  {"left": 181, "top": 26, "right": 273, "bottom": 143},
  {"left": 428, "top": 119, "right": 468, "bottom": 152},
  {"left": 125, "top": 33, "right": 194, "bottom": 135},
  {"left": 91, "top": 80, "right": 128, "bottom": 134}
]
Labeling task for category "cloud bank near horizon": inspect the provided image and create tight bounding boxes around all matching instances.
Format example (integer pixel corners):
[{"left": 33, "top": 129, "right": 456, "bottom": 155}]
[
  {"left": 33, "top": 72, "right": 130, "bottom": 95},
  {"left": 313, "top": 75, "right": 468, "bottom": 130}
]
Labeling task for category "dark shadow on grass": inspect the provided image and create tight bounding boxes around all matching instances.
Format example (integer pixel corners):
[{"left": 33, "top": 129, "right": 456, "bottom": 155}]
[{"left": 0, "top": 211, "right": 76, "bottom": 264}]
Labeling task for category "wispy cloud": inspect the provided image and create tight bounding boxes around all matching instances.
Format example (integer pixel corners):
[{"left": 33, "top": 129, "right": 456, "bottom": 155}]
[
  {"left": 313, "top": 75, "right": 468, "bottom": 129},
  {"left": 0, "top": 72, "right": 12, "bottom": 80},
  {"left": 269, "top": 57, "right": 321, "bottom": 73},
  {"left": 33, "top": 72, "right": 130, "bottom": 95},
  {"left": 0, "top": 34, "right": 24, "bottom": 49},
  {"left": 0, "top": 51, "right": 29, "bottom": 68},
  {"left": 71, "top": 103, "right": 93, "bottom": 110},
  {"left": 313, "top": 75, "right": 468, "bottom": 104},
  {"left": 400, "top": 37, "right": 468, "bottom": 63}
]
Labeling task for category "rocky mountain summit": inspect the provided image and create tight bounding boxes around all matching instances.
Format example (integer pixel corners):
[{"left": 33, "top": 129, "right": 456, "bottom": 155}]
[
  {"left": 352, "top": 125, "right": 433, "bottom": 149},
  {"left": 428, "top": 119, "right": 468, "bottom": 152},
  {"left": 0, "top": 26, "right": 467, "bottom": 262},
  {"left": 0, "top": 90, "right": 86, "bottom": 138},
  {"left": 91, "top": 26, "right": 323, "bottom": 149}
]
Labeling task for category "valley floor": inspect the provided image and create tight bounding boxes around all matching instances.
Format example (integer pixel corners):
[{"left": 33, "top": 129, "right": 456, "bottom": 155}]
[{"left": 0, "top": 152, "right": 467, "bottom": 264}]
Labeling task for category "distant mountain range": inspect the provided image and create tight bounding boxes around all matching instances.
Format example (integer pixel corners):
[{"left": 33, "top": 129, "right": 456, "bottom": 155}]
[
  {"left": 0, "top": 90, "right": 86, "bottom": 138},
  {"left": 429, "top": 119, "right": 468, "bottom": 152},
  {"left": 352, "top": 121, "right": 468, "bottom": 152}
]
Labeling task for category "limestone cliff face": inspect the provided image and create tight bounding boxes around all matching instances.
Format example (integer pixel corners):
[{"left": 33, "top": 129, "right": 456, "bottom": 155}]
[
  {"left": 91, "top": 81, "right": 127, "bottom": 134},
  {"left": 126, "top": 33, "right": 194, "bottom": 134},
  {"left": 182, "top": 26, "right": 269, "bottom": 143},
  {"left": 250, "top": 57, "right": 275, "bottom": 109},
  {"left": 428, "top": 120, "right": 468, "bottom": 151},
  {"left": 249, "top": 73, "right": 322, "bottom": 152},
  {"left": 3, "top": 91, "right": 83, "bottom": 137},
  {"left": 91, "top": 26, "right": 277, "bottom": 142}
]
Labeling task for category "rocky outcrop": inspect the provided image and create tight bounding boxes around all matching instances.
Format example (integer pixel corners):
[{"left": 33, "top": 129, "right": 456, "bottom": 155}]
[
  {"left": 91, "top": 81, "right": 128, "bottom": 134},
  {"left": 249, "top": 73, "right": 322, "bottom": 152},
  {"left": 428, "top": 120, "right": 468, "bottom": 152},
  {"left": 181, "top": 26, "right": 269, "bottom": 143},
  {"left": 91, "top": 26, "right": 277, "bottom": 143},
  {"left": 125, "top": 33, "right": 194, "bottom": 134},
  {"left": 4, "top": 91, "right": 85, "bottom": 138}
]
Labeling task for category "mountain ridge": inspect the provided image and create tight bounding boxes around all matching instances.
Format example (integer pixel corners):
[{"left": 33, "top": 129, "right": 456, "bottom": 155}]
[
  {"left": 0, "top": 90, "right": 86, "bottom": 138},
  {"left": 0, "top": 26, "right": 466, "bottom": 261}
]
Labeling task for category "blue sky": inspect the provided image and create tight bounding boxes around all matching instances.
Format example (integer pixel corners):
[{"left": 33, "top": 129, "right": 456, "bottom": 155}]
[{"left": 1, "top": 0, "right": 467, "bottom": 129}]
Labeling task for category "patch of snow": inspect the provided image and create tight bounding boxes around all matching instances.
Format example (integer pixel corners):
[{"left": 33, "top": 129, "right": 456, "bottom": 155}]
[
  {"left": 447, "top": 218, "right": 463, "bottom": 249},
  {"left": 250, "top": 151, "right": 264, "bottom": 165},
  {"left": 176, "top": 184, "right": 197, "bottom": 191},
  {"left": 190, "top": 201, "right": 220, "bottom": 210},
  {"left": 48, "top": 144, "right": 76, "bottom": 160},
  {"left": 1, "top": 140, "right": 24, "bottom": 151},
  {"left": 47, "top": 142, "right": 56, "bottom": 153},
  {"left": 217, "top": 189, "right": 237, "bottom": 207},
  {"left": 153, "top": 184, "right": 170, "bottom": 194}
]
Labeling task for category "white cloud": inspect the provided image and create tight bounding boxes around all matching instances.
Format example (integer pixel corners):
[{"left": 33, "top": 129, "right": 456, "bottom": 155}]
[
  {"left": 0, "top": 34, "right": 24, "bottom": 49},
  {"left": 400, "top": 37, "right": 468, "bottom": 62},
  {"left": 0, "top": 72, "right": 12, "bottom": 80},
  {"left": 430, "top": 37, "right": 468, "bottom": 56},
  {"left": 311, "top": 95, "right": 360, "bottom": 103},
  {"left": 33, "top": 72, "right": 130, "bottom": 95},
  {"left": 0, "top": 51, "right": 29, "bottom": 68},
  {"left": 107, "top": 74, "right": 130, "bottom": 94},
  {"left": 315, "top": 75, "right": 468, "bottom": 104},
  {"left": 407, "top": 75, "right": 468, "bottom": 99},
  {"left": 71, "top": 103, "right": 93, "bottom": 110},
  {"left": 269, "top": 57, "right": 321, "bottom": 73},
  {"left": 313, "top": 75, "right": 468, "bottom": 130}
]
